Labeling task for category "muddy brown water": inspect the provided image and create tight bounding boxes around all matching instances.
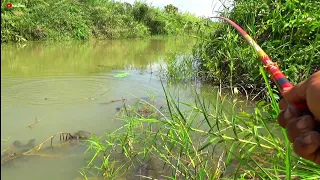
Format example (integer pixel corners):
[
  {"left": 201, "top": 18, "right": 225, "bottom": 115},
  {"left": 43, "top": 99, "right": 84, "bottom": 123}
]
[
  {"left": 0, "top": 37, "right": 201, "bottom": 179},
  {"left": 1, "top": 37, "right": 252, "bottom": 179}
]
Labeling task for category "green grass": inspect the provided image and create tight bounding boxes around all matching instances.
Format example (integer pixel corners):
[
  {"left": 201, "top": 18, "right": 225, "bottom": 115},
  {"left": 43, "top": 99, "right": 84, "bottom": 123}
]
[
  {"left": 82, "top": 78, "right": 320, "bottom": 179},
  {"left": 1, "top": 0, "right": 214, "bottom": 43}
]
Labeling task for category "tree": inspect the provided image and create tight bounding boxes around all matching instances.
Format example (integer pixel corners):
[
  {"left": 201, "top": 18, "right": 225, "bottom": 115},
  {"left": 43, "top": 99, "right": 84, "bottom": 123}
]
[{"left": 164, "top": 4, "right": 178, "bottom": 15}]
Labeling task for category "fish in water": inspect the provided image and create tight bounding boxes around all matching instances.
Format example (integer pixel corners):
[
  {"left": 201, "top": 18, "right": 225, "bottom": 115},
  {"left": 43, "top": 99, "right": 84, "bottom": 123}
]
[
  {"left": 12, "top": 139, "right": 36, "bottom": 152},
  {"left": 72, "top": 130, "right": 92, "bottom": 139},
  {"left": 1, "top": 131, "right": 92, "bottom": 165}
]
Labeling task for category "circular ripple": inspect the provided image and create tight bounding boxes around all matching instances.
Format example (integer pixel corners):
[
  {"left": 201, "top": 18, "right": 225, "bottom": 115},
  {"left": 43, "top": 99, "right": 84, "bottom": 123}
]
[
  {"left": 1, "top": 76, "right": 111, "bottom": 105},
  {"left": 1, "top": 73, "right": 161, "bottom": 106}
]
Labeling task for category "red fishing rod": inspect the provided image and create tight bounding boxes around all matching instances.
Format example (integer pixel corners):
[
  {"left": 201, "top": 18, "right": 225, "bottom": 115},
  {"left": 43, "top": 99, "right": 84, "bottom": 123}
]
[{"left": 208, "top": 16, "right": 308, "bottom": 111}]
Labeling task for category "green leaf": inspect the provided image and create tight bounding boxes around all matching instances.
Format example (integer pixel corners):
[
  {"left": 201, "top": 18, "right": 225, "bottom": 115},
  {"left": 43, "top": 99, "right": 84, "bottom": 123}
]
[{"left": 198, "top": 137, "right": 219, "bottom": 151}]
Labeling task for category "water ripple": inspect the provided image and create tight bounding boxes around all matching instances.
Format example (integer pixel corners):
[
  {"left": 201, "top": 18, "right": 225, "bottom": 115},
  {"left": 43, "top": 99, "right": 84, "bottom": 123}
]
[{"left": 1, "top": 72, "right": 159, "bottom": 106}]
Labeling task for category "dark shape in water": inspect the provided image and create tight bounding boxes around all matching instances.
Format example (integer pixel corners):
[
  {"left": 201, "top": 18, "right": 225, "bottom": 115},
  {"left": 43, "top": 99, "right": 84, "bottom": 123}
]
[
  {"left": 72, "top": 130, "right": 91, "bottom": 139},
  {"left": 12, "top": 139, "right": 36, "bottom": 152},
  {"left": 1, "top": 131, "right": 92, "bottom": 165}
]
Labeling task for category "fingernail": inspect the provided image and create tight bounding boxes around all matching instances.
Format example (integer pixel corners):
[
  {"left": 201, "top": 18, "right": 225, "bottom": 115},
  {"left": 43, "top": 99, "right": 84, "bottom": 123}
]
[
  {"left": 296, "top": 118, "right": 308, "bottom": 129},
  {"left": 283, "top": 87, "right": 292, "bottom": 92},
  {"left": 284, "top": 106, "right": 293, "bottom": 119},
  {"left": 303, "top": 135, "right": 313, "bottom": 145}
]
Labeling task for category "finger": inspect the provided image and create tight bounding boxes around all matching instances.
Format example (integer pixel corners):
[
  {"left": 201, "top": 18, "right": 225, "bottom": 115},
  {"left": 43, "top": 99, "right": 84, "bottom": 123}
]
[
  {"left": 282, "top": 79, "right": 308, "bottom": 104},
  {"left": 306, "top": 72, "right": 320, "bottom": 120},
  {"left": 279, "top": 98, "right": 288, "bottom": 110},
  {"left": 282, "top": 72, "right": 320, "bottom": 120},
  {"left": 278, "top": 110, "right": 287, "bottom": 128},
  {"left": 285, "top": 115, "right": 316, "bottom": 143},
  {"left": 277, "top": 105, "right": 302, "bottom": 128},
  {"left": 293, "top": 131, "right": 320, "bottom": 165}
]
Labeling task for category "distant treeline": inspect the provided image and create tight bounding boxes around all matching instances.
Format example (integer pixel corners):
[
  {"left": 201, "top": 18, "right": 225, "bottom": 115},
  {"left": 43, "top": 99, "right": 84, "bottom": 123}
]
[{"left": 1, "top": 0, "right": 214, "bottom": 43}]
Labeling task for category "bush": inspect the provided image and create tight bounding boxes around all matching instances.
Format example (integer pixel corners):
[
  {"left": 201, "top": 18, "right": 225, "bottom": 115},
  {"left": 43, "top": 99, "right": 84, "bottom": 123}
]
[{"left": 194, "top": 0, "right": 320, "bottom": 97}]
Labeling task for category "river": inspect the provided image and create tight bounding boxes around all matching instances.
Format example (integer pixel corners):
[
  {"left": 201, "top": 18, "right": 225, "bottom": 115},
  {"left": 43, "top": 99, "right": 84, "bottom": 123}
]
[{"left": 1, "top": 37, "right": 212, "bottom": 180}]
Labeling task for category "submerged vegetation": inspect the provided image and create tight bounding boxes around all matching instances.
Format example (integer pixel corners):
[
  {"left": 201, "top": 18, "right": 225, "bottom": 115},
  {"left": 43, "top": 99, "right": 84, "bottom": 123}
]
[{"left": 1, "top": 0, "right": 212, "bottom": 43}]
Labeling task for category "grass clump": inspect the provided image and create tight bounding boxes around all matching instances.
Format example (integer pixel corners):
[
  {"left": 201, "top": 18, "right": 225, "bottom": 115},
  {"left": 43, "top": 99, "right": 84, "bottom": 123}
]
[
  {"left": 83, "top": 82, "right": 320, "bottom": 179},
  {"left": 1, "top": 0, "right": 213, "bottom": 43}
]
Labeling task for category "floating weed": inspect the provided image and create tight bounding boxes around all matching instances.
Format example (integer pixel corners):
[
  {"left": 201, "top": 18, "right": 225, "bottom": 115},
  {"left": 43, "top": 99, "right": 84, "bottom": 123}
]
[{"left": 113, "top": 72, "right": 130, "bottom": 78}]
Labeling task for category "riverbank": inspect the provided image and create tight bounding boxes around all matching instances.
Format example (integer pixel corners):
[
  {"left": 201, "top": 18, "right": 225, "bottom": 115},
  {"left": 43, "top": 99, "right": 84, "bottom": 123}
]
[
  {"left": 1, "top": 0, "right": 212, "bottom": 43},
  {"left": 190, "top": 0, "right": 319, "bottom": 97}
]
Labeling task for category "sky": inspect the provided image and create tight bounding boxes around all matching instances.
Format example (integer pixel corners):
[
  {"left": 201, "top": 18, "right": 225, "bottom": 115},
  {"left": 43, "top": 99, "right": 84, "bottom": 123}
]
[{"left": 115, "top": 0, "right": 229, "bottom": 17}]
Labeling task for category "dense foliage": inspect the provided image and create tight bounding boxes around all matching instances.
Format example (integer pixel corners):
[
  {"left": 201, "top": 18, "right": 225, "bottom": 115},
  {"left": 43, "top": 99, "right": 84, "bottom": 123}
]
[
  {"left": 194, "top": 0, "right": 319, "bottom": 95},
  {"left": 1, "top": 0, "right": 208, "bottom": 42}
]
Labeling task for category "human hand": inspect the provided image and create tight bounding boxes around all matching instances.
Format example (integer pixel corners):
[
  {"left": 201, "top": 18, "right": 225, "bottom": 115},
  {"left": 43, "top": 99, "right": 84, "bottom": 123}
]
[{"left": 277, "top": 71, "right": 320, "bottom": 164}]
